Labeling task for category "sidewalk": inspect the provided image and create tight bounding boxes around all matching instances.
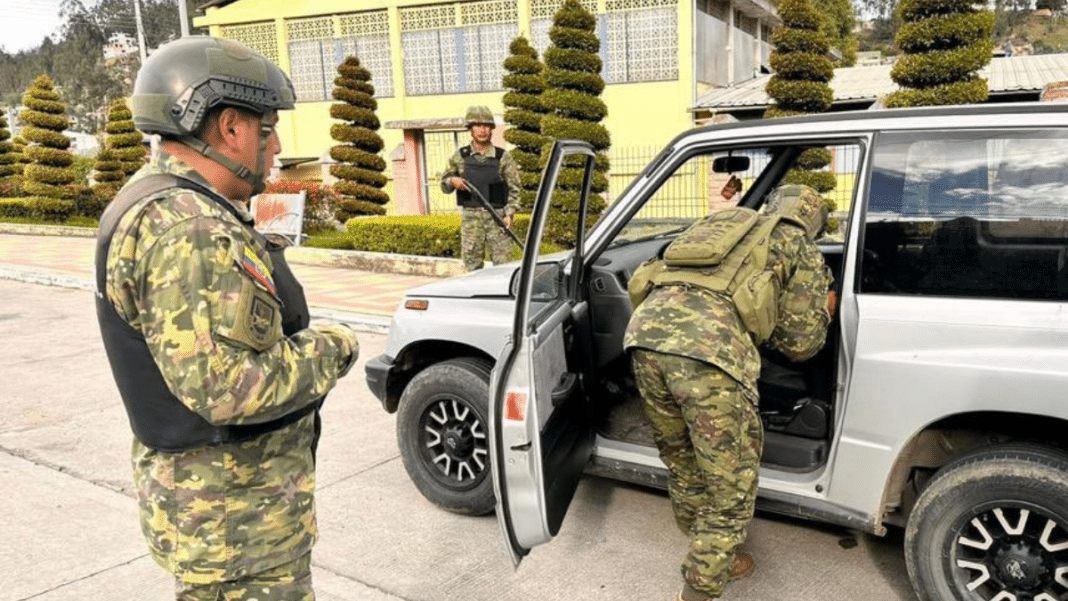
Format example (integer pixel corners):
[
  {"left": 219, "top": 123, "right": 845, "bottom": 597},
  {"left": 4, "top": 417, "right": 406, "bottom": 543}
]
[{"left": 0, "top": 226, "right": 462, "bottom": 333}]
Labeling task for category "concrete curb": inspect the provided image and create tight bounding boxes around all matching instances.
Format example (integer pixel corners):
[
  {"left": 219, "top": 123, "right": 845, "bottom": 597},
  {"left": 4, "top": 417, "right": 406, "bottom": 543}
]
[{"left": 0, "top": 222, "right": 465, "bottom": 278}]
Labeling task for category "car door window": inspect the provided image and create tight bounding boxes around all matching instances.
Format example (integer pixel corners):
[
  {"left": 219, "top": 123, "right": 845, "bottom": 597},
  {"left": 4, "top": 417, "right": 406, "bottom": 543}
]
[
  {"left": 862, "top": 130, "right": 1068, "bottom": 300},
  {"left": 612, "top": 141, "right": 864, "bottom": 250}
]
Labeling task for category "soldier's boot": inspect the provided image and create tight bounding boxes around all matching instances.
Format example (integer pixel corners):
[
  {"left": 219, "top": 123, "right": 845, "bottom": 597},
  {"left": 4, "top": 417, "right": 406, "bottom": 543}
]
[
  {"left": 729, "top": 552, "right": 754, "bottom": 581},
  {"left": 674, "top": 554, "right": 755, "bottom": 601}
]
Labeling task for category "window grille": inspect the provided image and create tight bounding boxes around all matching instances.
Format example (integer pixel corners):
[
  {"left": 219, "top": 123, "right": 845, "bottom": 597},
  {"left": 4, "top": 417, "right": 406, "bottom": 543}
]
[
  {"left": 285, "top": 11, "right": 393, "bottom": 102},
  {"left": 400, "top": 1, "right": 517, "bottom": 96},
  {"left": 534, "top": 0, "right": 678, "bottom": 85},
  {"left": 603, "top": 1, "right": 678, "bottom": 84},
  {"left": 219, "top": 22, "right": 279, "bottom": 66}
]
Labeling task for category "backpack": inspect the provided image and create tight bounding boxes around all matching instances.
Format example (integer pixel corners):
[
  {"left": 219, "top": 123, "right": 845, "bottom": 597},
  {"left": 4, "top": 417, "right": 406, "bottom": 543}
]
[{"left": 627, "top": 207, "right": 782, "bottom": 342}]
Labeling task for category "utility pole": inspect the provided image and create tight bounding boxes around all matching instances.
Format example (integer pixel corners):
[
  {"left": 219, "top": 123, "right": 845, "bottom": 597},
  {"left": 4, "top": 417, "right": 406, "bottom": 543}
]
[
  {"left": 133, "top": 0, "right": 148, "bottom": 62},
  {"left": 177, "top": 0, "right": 190, "bottom": 37}
]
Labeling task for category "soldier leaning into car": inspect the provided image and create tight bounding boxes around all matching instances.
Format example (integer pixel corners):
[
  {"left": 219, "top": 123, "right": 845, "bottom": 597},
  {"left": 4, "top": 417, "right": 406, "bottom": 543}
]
[
  {"left": 624, "top": 185, "right": 835, "bottom": 601},
  {"left": 94, "top": 36, "right": 359, "bottom": 601},
  {"left": 440, "top": 105, "right": 521, "bottom": 271}
]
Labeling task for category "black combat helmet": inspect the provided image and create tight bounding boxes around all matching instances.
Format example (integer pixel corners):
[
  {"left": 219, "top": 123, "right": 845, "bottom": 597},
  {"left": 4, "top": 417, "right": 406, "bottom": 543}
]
[{"left": 130, "top": 36, "right": 295, "bottom": 195}]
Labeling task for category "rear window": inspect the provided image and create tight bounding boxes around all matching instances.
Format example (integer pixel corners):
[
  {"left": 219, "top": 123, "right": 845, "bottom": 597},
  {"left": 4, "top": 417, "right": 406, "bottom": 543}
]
[{"left": 861, "top": 129, "right": 1068, "bottom": 301}]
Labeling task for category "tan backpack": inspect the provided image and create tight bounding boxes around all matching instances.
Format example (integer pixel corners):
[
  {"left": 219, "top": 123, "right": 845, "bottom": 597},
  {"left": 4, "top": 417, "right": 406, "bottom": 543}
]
[{"left": 628, "top": 207, "right": 782, "bottom": 342}]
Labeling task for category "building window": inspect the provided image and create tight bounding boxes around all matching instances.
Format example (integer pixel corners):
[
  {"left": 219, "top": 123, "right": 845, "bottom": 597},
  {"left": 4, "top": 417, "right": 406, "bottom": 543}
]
[
  {"left": 531, "top": 0, "right": 678, "bottom": 85},
  {"left": 219, "top": 21, "right": 279, "bottom": 66},
  {"left": 400, "top": 1, "right": 518, "bottom": 96},
  {"left": 286, "top": 11, "right": 393, "bottom": 102}
]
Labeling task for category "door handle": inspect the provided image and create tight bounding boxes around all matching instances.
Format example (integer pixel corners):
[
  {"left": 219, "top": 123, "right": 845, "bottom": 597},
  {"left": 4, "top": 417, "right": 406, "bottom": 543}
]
[{"left": 551, "top": 372, "right": 578, "bottom": 407}]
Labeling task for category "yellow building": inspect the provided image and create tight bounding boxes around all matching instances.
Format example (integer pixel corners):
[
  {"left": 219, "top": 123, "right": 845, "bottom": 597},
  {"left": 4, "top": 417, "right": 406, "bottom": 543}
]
[{"left": 195, "top": 0, "right": 778, "bottom": 215}]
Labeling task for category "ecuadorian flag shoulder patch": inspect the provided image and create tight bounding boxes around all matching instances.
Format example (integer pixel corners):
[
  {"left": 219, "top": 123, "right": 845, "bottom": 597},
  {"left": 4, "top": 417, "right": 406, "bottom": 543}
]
[{"left": 240, "top": 246, "right": 277, "bottom": 298}]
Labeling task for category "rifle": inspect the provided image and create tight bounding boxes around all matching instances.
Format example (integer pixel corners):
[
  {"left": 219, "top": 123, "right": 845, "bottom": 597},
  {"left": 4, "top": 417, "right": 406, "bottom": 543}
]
[{"left": 460, "top": 178, "right": 524, "bottom": 250}]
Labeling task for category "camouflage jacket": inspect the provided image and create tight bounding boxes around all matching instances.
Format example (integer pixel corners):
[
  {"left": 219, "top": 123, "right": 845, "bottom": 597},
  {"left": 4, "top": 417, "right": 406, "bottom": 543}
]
[
  {"left": 440, "top": 143, "right": 521, "bottom": 216},
  {"left": 623, "top": 220, "right": 831, "bottom": 393},
  {"left": 103, "top": 151, "right": 358, "bottom": 584}
]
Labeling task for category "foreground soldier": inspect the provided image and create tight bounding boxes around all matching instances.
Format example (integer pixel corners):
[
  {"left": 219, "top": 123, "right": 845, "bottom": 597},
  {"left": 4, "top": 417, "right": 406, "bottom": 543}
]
[
  {"left": 94, "top": 36, "right": 359, "bottom": 600},
  {"left": 440, "top": 105, "right": 521, "bottom": 271},
  {"left": 624, "top": 185, "right": 834, "bottom": 601}
]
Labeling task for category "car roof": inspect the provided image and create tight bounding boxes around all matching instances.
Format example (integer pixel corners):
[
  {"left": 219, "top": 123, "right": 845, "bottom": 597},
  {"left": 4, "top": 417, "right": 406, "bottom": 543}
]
[{"left": 669, "top": 102, "right": 1068, "bottom": 148}]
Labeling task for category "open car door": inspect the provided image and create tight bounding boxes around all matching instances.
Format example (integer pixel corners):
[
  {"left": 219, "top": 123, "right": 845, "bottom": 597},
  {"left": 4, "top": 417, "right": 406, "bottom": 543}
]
[{"left": 489, "top": 139, "right": 597, "bottom": 566}]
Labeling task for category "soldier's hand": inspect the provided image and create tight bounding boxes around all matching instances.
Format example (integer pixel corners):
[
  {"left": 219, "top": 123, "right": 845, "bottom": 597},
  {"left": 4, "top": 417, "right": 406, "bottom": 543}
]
[
  {"left": 451, "top": 177, "right": 468, "bottom": 191},
  {"left": 503, "top": 214, "right": 514, "bottom": 229},
  {"left": 827, "top": 290, "right": 838, "bottom": 318},
  {"left": 316, "top": 322, "right": 360, "bottom": 377}
]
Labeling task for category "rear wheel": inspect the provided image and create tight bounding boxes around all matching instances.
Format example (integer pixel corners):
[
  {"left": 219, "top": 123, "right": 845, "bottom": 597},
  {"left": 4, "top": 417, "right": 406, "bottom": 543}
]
[
  {"left": 397, "top": 357, "right": 495, "bottom": 515},
  {"left": 905, "top": 444, "right": 1068, "bottom": 601}
]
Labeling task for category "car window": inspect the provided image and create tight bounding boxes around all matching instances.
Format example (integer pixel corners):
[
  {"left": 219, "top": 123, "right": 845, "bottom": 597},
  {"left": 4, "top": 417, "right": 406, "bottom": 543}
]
[
  {"left": 613, "top": 142, "right": 863, "bottom": 246},
  {"left": 862, "top": 129, "right": 1068, "bottom": 300}
]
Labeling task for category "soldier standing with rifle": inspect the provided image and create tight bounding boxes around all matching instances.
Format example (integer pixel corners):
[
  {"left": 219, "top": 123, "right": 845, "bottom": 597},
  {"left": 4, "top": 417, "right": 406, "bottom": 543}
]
[
  {"left": 624, "top": 185, "right": 836, "bottom": 601},
  {"left": 441, "top": 105, "right": 521, "bottom": 271},
  {"left": 95, "top": 36, "right": 359, "bottom": 600}
]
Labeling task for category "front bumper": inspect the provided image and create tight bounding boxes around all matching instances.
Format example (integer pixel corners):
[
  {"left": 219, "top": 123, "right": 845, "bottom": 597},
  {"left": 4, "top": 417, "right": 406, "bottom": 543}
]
[{"left": 364, "top": 353, "right": 395, "bottom": 411}]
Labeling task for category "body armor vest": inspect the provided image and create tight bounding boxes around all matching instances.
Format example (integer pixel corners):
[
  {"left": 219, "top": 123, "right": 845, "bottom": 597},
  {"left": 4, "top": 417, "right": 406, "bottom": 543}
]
[
  {"left": 628, "top": 207, "right": 785, "bottom": 342},
  {"left": 95, "top": 174, "right": 317, "bottom": 453},
  {"left": 456, "top": 146, "right": 507, "bottom": 209}
]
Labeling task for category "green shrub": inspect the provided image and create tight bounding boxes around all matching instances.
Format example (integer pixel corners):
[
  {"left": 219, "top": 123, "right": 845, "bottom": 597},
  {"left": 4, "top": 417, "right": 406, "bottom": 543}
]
[
  {"left": 886, "top": 0, "right": 992, "bottom": 107},
  {"left": 0, "top": 197, "right": 29, "bottom": 218},
  {"left": 503, "top": 36, "right": 550, "bottom": 214},
  {"left": 348, "top": 215, "right": 463, "bottom": 257},
  {"left": 329, "top": 55, "right": 388, "bottom": 220}
]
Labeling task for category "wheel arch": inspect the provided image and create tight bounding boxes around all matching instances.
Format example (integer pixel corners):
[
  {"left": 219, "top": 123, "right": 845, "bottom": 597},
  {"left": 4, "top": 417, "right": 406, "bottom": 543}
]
[
  {"left": 381, "top": 340, "right": 495, "bottom": 413},
  {"left": 880, "top": 410, "right": 1068, "bottom": 529}
]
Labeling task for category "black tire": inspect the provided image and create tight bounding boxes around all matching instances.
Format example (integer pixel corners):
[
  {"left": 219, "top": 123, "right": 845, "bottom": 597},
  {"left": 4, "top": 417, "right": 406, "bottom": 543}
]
[
  {"left": 905, "top": 444, "right": 1068, "bottom": 601},
  {"left": 397, "top": 357, "right": 495, "bottom": 516}
]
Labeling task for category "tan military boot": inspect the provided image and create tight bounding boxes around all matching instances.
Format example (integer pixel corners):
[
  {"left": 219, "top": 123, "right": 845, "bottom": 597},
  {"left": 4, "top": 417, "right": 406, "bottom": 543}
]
[
  {"left": 674, "top": 554, "right": 755, "bottom": 601},
  {"left": 729, "top": 552, "right": 754, "bottom": 581}
]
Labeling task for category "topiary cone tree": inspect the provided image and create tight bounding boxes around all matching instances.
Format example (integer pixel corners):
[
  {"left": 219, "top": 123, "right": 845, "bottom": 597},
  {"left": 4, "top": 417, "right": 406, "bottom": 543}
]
[
  {"left": 94, "top": 100, "right": 147, "bottom": 202},
  {"left": 502, "top": 36, "right": 550, "bottom": 213},
  {"left": 541, "top": 0, "right": 611, "bottom": 248},
  {"left": 0, "top": 112, "right": 18, "bottom": 181},
  {"left": 20, "top": 74, "right": 77, "bottom": 219},
  {"left": 765, "top": 0, "right": 838, "bottom": 232},
  {"left": 884, "top": 0, "right": 994, "bottom": 108},
  {"left": 329, "top": 55, "right": 389, "bottom": 221}
]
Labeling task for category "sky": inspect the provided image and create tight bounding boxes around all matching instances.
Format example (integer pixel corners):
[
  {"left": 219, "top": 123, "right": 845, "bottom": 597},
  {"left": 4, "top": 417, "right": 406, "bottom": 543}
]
[{"left": 4, "top": 0, "right": 74, "bottom": 54}]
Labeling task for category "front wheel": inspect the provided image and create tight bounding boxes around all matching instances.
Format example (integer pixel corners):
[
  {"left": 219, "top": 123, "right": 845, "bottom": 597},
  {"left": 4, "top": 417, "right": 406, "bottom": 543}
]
[
  {"left": 397, "top": 357, "right": 495, "bottom": 515},
  {"left": 905, "top": 444, "right": 1068, "bottom": 601}
]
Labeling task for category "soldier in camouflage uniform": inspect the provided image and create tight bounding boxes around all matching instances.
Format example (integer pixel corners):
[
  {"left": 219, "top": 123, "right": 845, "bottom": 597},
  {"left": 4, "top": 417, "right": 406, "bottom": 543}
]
[
  {"left": 440, "top": 105, "right": 521, "bottom": 271},
  {"left": 624, "top": 185, "right": 834, "bottom": 601},
  {"left": 94, "top": 37, "right": 359, "bottom": 601}
]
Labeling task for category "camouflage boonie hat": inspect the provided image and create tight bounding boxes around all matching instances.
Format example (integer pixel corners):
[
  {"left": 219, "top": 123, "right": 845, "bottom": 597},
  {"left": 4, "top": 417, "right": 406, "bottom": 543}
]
[
  {"left": 765, "top": 184, "right": 828, "bottom": 241},
  {"left": 464, "top": 105, "right": 495, "bottom": 128}
]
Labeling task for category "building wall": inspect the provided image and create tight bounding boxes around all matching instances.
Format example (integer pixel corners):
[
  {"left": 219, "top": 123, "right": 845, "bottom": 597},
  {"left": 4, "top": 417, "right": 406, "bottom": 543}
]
[{"left": 195, "top": 0, "right": 762, "bottom": 214}]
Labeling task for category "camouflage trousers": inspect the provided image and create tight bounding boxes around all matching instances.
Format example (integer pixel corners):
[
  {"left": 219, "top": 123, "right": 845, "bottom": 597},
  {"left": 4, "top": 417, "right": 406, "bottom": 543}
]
[
  {"left": 461, "top": 207, "right": 513, "bottom": 271},
  {"left": 176, "top": 553, "right": 313, "bottom": 601},
  {"left": 630, "top": 349, "right": 763, "bottom": 599}
]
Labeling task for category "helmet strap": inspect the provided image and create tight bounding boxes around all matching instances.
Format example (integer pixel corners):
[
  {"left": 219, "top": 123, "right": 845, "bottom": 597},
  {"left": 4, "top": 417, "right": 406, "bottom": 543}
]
[{"left": 177, "top": 111, "right": 273, "bottom": 198}]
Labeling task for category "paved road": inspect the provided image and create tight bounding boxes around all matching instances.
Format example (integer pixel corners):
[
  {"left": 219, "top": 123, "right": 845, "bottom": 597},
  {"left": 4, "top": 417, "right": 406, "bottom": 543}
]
[{"left": 0, "top": 279, "right": 917, "bottom": 601}]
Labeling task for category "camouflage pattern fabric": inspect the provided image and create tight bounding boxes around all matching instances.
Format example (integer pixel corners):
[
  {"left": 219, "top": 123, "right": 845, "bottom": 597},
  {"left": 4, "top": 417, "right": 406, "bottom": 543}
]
[
  {"left": 630, "top": 349, "right": 762, "bottom": 599},
  {"left": 623, "top": 216, "right": 831, "bottom": 599},
  {"left": 624, "top": 219, "right": 831, "bottom": 393},
  {"left": 460, "top": 207, "right": 514, "bottom": 270},
  {"left": 175, "top": 552, "right": 312, "bottom": 601},
  {"left": 441, "top": 143, "right": 520, "bottom": 271},
  {"left": 105, "top": 151, "right": 359, "bottom": 586}
]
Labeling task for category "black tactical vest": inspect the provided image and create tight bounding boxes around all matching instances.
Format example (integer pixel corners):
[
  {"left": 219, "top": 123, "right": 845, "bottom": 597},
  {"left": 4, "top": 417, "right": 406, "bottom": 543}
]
[
  {"left": 456, "top": 146, "right": 507, "bottom": 209},
  {"left": 95, "top": 174, "right": 319, "bottom": 453}
]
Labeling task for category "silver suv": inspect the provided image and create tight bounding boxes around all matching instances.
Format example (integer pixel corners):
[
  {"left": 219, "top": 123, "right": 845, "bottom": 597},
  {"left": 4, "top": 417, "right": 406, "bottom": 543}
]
[{"left": 366, "top": 103, "right": 1068, "bottom": 601}]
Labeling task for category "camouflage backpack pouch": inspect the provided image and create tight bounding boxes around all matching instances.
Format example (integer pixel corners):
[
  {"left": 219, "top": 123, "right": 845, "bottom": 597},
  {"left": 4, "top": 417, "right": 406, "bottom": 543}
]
[{"left": 629, "top": 207, "right": 782, "bottom": 342}]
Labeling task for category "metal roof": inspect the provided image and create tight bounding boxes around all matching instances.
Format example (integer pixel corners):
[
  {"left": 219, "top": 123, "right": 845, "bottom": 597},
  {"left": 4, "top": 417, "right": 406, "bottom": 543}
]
[{"left": 693, "top": 53, "right": 1068, "bottom": 111}]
